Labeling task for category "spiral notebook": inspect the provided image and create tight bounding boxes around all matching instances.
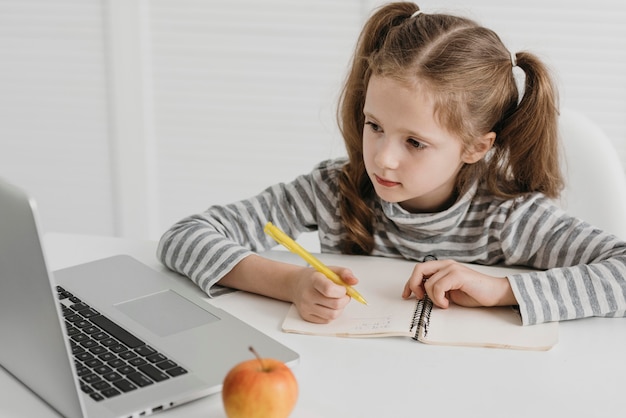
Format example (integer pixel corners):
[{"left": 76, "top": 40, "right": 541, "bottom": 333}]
[{"left": 281, "top": 254, "right": 558, "bottom": 351}]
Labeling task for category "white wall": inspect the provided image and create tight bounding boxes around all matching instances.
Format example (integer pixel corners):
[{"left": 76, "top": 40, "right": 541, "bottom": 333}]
[
  {"left": 1, "top": 0, "right": 625, "bottom": 242},
  {"left": 0, "top": 0, "right": 116, "bottom": 236}
]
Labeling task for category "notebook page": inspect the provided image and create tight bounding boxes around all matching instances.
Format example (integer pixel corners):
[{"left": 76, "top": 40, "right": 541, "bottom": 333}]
[
  {"left": 281, "top": 254, "right": 419, "bottom": 337},
  {"left": 421, "top": 304, "right": 559, "bottom": 350}
]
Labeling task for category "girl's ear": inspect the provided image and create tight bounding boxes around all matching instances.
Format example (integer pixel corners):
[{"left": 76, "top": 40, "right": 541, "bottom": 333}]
[{"left": 462, "top": 132, "right": 496, "bottom": 164}]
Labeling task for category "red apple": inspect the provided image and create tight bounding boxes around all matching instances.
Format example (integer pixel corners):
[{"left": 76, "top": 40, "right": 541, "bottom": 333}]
[{"left": 222, "top": 346, "right": 298, "bottom": 418}]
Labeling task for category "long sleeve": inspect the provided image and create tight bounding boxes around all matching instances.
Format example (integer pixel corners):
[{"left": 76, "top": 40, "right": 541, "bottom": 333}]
[
  {"left": 498, "top": 194, "right": 626, "bottom": 325},
  {"left": 156, "top": 160, "right": 344, "bottom": 296}
]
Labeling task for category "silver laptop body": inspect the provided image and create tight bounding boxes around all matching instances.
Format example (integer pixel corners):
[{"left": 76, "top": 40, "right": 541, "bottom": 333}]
[{"left": 0, "top": 177, "right": 299, "bottom": 418}]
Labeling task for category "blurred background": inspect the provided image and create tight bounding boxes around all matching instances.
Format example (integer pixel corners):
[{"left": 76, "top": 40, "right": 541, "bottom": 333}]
[{"left": 1, "top": 0, "right": 625, "bottom": 242}]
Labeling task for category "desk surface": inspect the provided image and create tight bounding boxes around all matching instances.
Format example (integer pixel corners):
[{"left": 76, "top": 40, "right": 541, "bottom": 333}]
[{"left": 2, "top": 233, "right": 624, "bottom": 418}]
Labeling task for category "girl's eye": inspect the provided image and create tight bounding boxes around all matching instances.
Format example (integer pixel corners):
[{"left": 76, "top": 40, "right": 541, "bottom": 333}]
[
  {"left": 365, "top": 121, "right": 382, "bottom": 132},
  {"left": 407, "top": 138, "right": 426, "bottom": 149}
]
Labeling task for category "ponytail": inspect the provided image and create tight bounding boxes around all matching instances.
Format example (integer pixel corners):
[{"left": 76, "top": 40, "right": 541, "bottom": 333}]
[{"left": 486, "top": 52, "right": 563, "bottom": 199}]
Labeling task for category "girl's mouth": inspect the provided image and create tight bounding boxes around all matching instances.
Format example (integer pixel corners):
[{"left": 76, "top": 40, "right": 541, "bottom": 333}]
[{"left": 374, "top": 174, "right": 400, "bottom": 187}]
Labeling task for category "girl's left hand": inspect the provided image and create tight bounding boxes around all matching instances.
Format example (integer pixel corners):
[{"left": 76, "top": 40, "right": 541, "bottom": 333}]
[{"left": 401, "top": 259, "right": 517, "bottom": 308}]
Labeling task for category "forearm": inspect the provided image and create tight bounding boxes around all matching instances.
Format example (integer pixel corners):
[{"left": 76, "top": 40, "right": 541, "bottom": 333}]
[{"left": 218, "top": 254, "right": 301, "bottom": 303}]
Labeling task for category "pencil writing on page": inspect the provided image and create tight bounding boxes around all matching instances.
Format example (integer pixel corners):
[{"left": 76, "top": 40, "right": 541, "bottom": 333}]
[{"left": 263, "top": 222, "right": 367, "bottom": 305}]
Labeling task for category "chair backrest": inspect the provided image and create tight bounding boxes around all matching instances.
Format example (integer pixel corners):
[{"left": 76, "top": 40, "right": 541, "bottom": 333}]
[{"left": 558, "top": 108, "right": 626, "bottom": 240}]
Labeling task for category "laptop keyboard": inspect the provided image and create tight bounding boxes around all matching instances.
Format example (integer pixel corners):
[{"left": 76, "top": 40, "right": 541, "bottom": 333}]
[{"left": 56, "top": 286, "right": 188, "bottom": 402}]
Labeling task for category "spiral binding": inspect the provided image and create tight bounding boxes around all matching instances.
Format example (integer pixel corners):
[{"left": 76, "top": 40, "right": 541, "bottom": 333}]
[
  {"left": 409, "top": 295, "right": 433, "bottom": 340},
  {"left": 409, "top": 299, "right": 422, "bottom": 335}
]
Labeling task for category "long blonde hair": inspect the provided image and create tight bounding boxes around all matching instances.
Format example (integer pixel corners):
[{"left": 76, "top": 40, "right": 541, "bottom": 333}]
[{"left": 337, "top": 2, "right": 562, "bottom": 254}]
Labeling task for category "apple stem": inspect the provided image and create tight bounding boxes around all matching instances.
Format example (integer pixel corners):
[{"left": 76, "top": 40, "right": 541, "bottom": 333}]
[{"left": 249, "top": 346, "right": 267, "bottom": 371}]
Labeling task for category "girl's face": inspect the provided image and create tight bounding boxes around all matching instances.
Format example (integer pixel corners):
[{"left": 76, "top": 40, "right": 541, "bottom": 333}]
[{"left": 362, "top": 75, "right": 490, "bottom": 213}]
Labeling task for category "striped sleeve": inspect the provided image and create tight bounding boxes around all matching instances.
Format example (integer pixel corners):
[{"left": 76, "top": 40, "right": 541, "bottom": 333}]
[
  {"left": 157, "top": 159, "right": 345, "bottom": 296},
  {"left": 500, "top": 195, "right": 626, "bottom": 325},
  {"left": 156, "top": 160, "right": 342, "bottom": 296}
]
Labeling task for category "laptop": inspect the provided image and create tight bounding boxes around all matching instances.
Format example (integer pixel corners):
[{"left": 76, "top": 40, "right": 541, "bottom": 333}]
[{"left": 0, "top": 177, "right": 299, "bottom": 418}]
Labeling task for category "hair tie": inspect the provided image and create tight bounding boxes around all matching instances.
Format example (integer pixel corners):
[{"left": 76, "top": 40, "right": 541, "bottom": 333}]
[
  {"left": 510, "top": 50, "right": 517, "bottom": 67},
  {"left": 411, "top": 10, "right": 423, "bottom": 18}
]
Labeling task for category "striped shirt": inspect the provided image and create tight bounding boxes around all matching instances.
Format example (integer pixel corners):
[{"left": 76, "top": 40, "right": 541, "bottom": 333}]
[{"left": 157, "top": 158, "right": 626, "bottom": 325}]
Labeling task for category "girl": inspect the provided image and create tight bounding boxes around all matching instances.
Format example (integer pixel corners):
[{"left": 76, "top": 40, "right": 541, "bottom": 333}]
[{"left": 158, "top": 2, "right": 626, "bottom": 326}]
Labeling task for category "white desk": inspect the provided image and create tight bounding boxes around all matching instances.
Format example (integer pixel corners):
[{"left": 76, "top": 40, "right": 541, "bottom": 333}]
[{"left": 2, "top": 234, "right": 624, "bottom": 418}]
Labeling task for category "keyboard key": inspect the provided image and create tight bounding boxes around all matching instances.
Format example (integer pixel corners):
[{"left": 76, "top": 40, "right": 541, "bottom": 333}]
[
  {"left": 127, "top": 372, "right": 154, "bottom": 387},
  {"left": 93, "top": 365, "right": 113, "bottom": 375},
  {"left": 85, "top": 359, "right": 104, "bottom": 368},
  {"left": 82, "top": 326, "right": 100, "bottom": 334},
  {"left": 82, "top": 374, "right": 102, "bottom": 384},
  {"left": 66, "top": 314, "right": 83, "bottom": 323},
  {"left": 101, "top": 387, "right": 121, "bottom": 398},
  {"left": 100, "top": 338, "right": 118, "bottom": 347},
  {"left": 138, "top": 364, "right": 169, "bottom": 382},
  {"left": 129, "top": 357, "right": 148, "bottom": 367},
  {"left": 156, "top": 360, "right": 177, "bottom": 370},
  {"left": 76, "top": 352, "right": 94, "bottom": 362},
  {"left": 71, "top": 302, "right": 90, "bottom": 312},
  {"left": 103, "top": 372, "right": 123, "bottom": 382},
  {"left": 119, "top": 350, "right": 138, "bottom": 360},
  {"left": 71, "top": 334, "right": 88, "bottom": 343},
  {"left": 166, "top": 366, "right": 188, "bottom": 377},
  {"left": 108, "top": 359, "right": 126, "bottom": 369},
  {"left": 90, "top": 392, "right": 105, "bottom": 402},
  {"left": 75, "top": 366, "right": 91, "bottom": 377},
  {"left": 98, "top": 352, "right": 116, "bottom": 362},
  {"left": 89, "top": 345, "right": 107, "bottom": 355},
  {"left": 113, "top": 379, "right": 137, "bottom": 393},
  {"left": 80, "top": 340, "right": 98, "bottom": 349},
  {"left": 92, "top": 381, "right": 111, "bottom": 391},
  {"left": 147, "top": 353, "right": 166, "bottom": 363},
  {"left": 117, "top": 365, "right": 135, "bottom": 375},
  {"left": 71, "top": 345, "right": 85, "bottom": 355},
  {"left": 91, "top": 332, "right": 109, "bottom": 341},
  {"left": 90, "top": 315, "right": 144, "bottom": 348},
  {"left": 110, "top": 344, "right": 128, "bottom": 354},
  {"left": 135, "top": 346, "right": 156, "bottom": 357},
  {"left": 80, "top": 308, "right": 99, "bottom": 318}
]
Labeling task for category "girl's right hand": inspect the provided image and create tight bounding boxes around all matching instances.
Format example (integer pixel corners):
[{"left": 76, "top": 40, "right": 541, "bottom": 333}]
[{"left": 291, "top": 266, "right": 358, "bottom": 324}]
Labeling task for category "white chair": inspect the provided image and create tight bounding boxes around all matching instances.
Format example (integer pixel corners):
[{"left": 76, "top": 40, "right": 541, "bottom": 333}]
[{"left": 558, "top": 108, "right": 626, "bottom": 240}]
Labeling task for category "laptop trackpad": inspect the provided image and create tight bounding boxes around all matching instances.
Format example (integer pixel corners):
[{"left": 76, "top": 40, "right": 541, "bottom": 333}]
[{"left": 115, "top": 290, "right": 220, "bottom": 337}]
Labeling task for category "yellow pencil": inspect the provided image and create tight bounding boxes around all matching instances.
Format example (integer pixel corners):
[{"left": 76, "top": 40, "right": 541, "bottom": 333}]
[{"left": 264, "top": 222, "right": 367, "bottom": 305}]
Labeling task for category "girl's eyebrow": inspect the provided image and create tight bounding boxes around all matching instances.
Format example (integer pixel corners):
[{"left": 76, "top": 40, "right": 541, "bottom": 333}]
[{"left": 403, "top": 127, "right": 434, "bottom": 142}]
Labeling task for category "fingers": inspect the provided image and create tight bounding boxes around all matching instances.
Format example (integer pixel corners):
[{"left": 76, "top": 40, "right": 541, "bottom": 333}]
[
  {"left": 404, "top": 260, "right": 509, "bottom": 309},
  {"left": 334, "top": 267, "right": 359, "bottom": 286},
  {"left": 403, "top": 260, "right": 465, "bottom": 308},
  {"left": 296, "top": 270, "right": 354, "bottom": 323},
  {"left": 313, "top": 270, "right": 353, "bottom": 299},
  {"left": 403, "top": 260, "right": 446, "bottom": 300},
  {"left": 300, "top": 294, "right": 351, "bottom": 324},
  {"left": 303, "top": 302, "right": 348, "bottom": 323}
]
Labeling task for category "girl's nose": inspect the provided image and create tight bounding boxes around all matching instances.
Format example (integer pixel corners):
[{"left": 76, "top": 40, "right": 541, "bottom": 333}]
[{"left": 374, "top": 138, "right": 401, "bottom": 170}]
